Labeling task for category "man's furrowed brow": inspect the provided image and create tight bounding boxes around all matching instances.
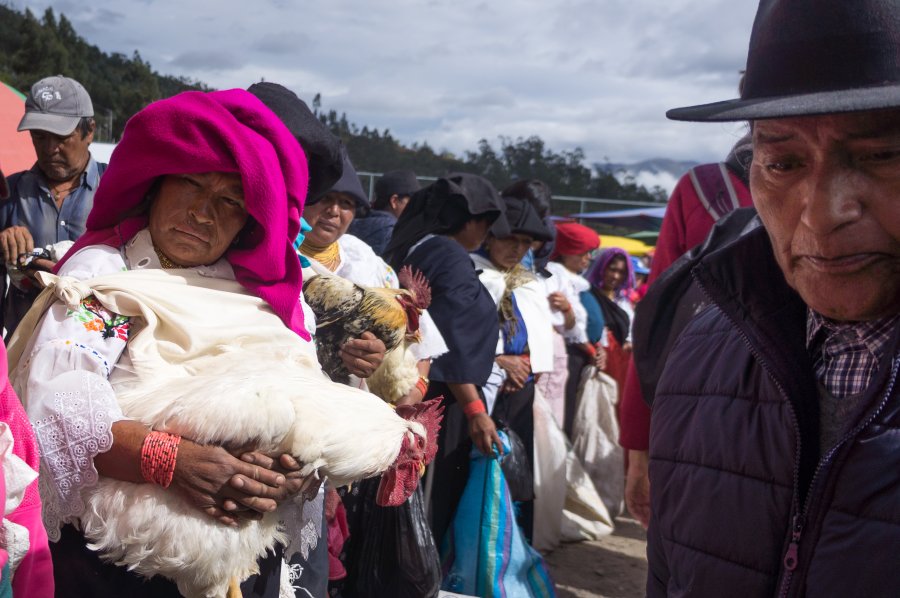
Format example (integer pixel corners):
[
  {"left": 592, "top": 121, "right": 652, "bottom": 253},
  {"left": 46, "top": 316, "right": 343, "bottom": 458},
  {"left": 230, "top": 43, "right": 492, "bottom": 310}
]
[
  {"left": 846, "top": 120, "right": 900, "bottom": 141},
  {"left": 753, "top": 130, "right": 797, "bottom": 145}
]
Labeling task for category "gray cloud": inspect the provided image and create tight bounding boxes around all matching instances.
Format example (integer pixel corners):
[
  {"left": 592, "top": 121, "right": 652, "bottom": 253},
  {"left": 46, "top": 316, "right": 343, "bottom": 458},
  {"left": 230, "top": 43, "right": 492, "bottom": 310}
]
[
  {"left": 251, "top": 33, "right": 310, "bottom": 55},
  {"left": 14, "top": 0, "right": 759, "bottom": 165},
  {"left": 170, "top": 51, "right": 243, "bottom": 71}
]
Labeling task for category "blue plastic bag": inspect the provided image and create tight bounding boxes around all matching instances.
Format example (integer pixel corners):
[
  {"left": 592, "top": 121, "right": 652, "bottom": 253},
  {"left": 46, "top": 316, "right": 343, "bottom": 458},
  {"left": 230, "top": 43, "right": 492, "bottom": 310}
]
[{"left": 440, "top": 431, "right": 556, "bottom": 597}]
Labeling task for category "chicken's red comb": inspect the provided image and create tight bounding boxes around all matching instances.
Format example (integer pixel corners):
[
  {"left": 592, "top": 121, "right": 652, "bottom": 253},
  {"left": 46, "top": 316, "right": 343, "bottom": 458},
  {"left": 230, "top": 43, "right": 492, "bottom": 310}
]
[
  {"left": 397, "top": 265, "right": 432, "bottom": 310},
  {"left": 396, "top": 398, "right": 444, "bottom": 464},
  {"left": 377, "top": 398, "right": 445, "bottom": 507}
]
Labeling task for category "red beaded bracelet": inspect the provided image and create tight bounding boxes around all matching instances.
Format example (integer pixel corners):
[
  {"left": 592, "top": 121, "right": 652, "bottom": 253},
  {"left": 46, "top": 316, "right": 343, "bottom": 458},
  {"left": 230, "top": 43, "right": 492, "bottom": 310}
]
[
  {"left": 415, "top": 376, "right": 429, "bottom": 398},
  {"left": 462, "top": 400, "right": 487, "bottom": 418},
  {"left": 140, "top": 431, "right": 182, "bottom": 488}
]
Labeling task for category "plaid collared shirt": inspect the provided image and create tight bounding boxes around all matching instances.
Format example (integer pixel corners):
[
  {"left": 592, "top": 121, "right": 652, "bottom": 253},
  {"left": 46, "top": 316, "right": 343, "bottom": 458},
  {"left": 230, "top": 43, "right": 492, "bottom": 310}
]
[{"left": 807, "top": 310, "right": 899, "bottom": 398}]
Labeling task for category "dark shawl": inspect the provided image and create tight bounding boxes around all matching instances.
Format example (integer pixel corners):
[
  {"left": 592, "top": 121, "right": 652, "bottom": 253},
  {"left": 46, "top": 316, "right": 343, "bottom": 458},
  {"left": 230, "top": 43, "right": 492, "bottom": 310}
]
[
  {"left": 592, "top": 289, "right": 630, "bottom": 346},
  {"left": 404, "top": 235, "right": 498, "bottom": 386},
  {"left": 247, "top": 82, "right": 343, "bottom": 203},
  {"left": 314, "top": 147, "right": 368, "bottom": 212},
  {"left": 497, "top": 196, "right": 552, "bottom": 241},
  {"left": 384, "top": 173, "right": 508, "bottom": 270}
]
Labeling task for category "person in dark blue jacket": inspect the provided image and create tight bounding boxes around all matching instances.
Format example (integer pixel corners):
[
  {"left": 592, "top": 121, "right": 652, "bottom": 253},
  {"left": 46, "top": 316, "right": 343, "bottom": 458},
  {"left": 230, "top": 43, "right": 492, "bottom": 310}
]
[
  {"left": 646, "top": 1, "right": 900, "bottom": 596},
  {"left": 384, "top": 173, "right": 509, "bottom": 546},
  {"left": 348, "top": 169, "right": 420, "bottom": 256}
]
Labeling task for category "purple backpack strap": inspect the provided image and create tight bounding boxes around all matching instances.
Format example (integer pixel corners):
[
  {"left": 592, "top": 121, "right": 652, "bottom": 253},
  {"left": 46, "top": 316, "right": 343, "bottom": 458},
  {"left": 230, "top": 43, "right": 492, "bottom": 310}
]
[{"left": 688, "top": 162, "right": 742, "bottom": 222}]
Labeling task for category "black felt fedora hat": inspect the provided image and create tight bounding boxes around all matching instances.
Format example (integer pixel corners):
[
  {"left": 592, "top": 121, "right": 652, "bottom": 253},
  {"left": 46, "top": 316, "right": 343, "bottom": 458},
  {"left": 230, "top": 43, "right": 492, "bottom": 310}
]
[{"left": 668, "top": 0, "right": 900, "bottom": 122}]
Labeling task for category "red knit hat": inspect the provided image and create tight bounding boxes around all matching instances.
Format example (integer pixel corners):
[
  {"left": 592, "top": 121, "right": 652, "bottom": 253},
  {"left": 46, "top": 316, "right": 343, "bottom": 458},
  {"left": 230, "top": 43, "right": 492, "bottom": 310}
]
[{"left": 551, "top": 221, "right": 600, "bottom": 257}]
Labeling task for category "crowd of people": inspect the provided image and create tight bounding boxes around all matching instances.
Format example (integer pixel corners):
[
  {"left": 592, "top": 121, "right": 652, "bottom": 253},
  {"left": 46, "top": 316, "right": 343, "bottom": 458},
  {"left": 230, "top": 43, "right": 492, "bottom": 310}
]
[
  {"left": 0, "top": 71, "right": 648, "bottom": 597},
  {"left": 0, "top": 0, "right": 898, "bottom": 596}
]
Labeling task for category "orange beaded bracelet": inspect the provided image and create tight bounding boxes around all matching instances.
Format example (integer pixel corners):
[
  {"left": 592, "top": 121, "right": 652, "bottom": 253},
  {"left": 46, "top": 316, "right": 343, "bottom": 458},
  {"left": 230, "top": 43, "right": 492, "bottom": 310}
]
[
  {"left": 140, "top": 431, "right": 182, "bottom": 488},
  {"left": 462, "top": 400, "right": 487, "bottom": 419},
  {"left": 415, "top": 376, "right": 429, "bottom": 398}
]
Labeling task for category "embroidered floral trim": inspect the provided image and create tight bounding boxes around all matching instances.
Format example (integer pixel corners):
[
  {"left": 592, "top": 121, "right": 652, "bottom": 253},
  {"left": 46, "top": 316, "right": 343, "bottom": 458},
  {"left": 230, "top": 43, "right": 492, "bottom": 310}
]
[
  {"left": 66, "top": 297, "right": 131, "bottom": 341},
  {"left": 280, "top": 560, "right": 314, "bottom": 598},
  {"left": 279, "top": 491, "right": 323, "bottom": 563}
]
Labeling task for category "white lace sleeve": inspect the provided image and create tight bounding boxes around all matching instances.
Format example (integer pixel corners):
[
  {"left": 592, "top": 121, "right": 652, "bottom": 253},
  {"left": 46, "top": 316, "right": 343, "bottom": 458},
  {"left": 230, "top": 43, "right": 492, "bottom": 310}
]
[
  {"left": 409, "top": 310, "right": 449, "bottom": 361},
  {"left": 11, "top": 246, "right": 131, "bottom": 541}
]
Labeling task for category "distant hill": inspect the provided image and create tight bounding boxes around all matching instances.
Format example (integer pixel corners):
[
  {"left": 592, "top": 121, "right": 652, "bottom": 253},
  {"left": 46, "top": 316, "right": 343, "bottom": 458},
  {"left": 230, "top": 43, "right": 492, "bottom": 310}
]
[{"left": 596, "top": 158, "right": 699, "bottom": 196}]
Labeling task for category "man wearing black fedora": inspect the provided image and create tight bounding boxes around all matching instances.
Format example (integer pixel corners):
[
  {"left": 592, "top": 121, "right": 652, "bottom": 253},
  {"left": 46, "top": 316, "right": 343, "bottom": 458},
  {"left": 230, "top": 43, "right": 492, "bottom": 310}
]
[{"left": 646, "top": 1, "right": 900, "bottom": 596}]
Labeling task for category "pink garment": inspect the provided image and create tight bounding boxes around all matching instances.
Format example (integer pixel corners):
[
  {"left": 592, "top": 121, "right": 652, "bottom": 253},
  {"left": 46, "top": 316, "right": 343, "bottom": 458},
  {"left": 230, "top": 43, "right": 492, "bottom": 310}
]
[
  {"left": 0, "top": 343, "right": 53, "bottom": 597},
  {"left": 0, "top": 445, "right": 5, "bottom": 577},
  {"left": 325, "top": 490, "right": 350, "bottom": 581},
  {"left": 55, "top": 89, "right": 311, "bottom": 340},
  {"left": 536, "top": 331, "right": 569, "bottom": 425},
  {"left": 618, "top": 167, "right": 752, "bottom": 451}
]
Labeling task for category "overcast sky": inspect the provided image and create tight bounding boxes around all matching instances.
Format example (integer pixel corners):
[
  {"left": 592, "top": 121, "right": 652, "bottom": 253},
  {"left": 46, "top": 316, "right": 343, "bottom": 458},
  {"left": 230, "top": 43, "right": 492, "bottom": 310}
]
[{"left": 13, "top": 0, "right": 758, "bottom": 167}]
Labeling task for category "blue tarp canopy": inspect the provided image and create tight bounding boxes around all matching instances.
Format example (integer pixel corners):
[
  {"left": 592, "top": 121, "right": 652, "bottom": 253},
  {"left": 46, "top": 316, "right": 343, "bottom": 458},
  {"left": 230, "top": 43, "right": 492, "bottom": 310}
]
[{"left": 567, "top": 206, "right": 667, "bottom": 230}]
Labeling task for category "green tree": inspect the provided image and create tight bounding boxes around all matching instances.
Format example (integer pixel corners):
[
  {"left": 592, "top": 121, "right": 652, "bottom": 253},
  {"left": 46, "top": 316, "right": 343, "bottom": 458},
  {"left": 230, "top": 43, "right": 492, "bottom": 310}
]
[{"left": 0, "top": 3, "right": 668, "bottom": 203}]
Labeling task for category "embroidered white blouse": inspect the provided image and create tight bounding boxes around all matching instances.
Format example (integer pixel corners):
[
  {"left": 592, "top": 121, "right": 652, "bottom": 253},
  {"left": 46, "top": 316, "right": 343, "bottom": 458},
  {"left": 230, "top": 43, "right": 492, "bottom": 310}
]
[{"left": 541, "top": 261, "right": 590, "bottom": 345}]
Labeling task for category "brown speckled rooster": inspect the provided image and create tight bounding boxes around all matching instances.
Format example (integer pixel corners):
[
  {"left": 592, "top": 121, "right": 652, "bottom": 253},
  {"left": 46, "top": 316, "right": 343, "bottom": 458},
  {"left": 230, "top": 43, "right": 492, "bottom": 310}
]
[{"left": 303, "top": 266, "right": 432, "bottom": 387}]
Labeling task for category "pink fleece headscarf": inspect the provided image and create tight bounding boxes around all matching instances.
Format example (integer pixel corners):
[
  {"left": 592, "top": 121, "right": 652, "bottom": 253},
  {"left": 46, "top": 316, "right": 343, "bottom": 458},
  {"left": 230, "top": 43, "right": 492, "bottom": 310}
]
[{"left": 56, "top": 89, "right": 310, "bottom": 340}]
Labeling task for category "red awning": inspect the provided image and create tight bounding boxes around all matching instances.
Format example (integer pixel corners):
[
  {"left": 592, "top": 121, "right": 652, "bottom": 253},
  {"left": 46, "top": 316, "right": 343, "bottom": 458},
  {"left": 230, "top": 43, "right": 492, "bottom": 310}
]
[{"left": 0, "top": 81, "right": 36, "bottom": 175}]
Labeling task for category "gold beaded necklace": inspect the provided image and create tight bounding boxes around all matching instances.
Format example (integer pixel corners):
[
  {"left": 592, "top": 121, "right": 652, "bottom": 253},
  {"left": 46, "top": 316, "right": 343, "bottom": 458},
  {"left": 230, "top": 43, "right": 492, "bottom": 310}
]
[
  {"left": 153, "top": 246, "right": 181, "bottom": 269},
  {"left": 298, "top": 238, "right": 341, "bottom": 272}
]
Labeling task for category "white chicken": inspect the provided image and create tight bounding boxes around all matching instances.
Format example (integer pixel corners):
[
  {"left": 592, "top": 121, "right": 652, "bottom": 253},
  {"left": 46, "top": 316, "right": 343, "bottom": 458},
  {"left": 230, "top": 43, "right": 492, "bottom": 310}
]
[{"left": 10, "top": 269, "right": 442, "bottom": 598}]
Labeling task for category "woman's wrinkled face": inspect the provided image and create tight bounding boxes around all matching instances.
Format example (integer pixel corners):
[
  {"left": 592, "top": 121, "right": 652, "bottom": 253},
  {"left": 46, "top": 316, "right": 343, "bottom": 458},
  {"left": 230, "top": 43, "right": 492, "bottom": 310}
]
[
  {"left": 751, "top": 110, "right": 900, "bottom": 321},
  {"left": 561, "top": 251, "right": 592, "bottom": 274},
  {"left": 303, "top": 192, "right": 356, "bottom": 246},
  {"left": 487, "top": 233, "right": 535, "bottom": 270},
  {"left": 148, "top": 172, "right": 248, "bottom": 267},
  {"left": 603, "top": 256, "right": 628, "bottom": 291}
]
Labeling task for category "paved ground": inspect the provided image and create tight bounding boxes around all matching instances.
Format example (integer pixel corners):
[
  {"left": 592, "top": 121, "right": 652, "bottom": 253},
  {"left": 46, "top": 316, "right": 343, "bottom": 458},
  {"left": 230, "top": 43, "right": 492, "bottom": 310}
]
[{"left": 545, "top": 517, "right": 648, "bottom": 598}]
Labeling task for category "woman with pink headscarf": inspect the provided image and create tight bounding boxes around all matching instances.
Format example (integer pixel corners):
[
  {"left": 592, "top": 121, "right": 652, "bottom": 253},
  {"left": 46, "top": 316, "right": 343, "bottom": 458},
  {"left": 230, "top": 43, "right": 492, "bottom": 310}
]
[
  {"left": 4, "top": 89, "right": 436, "bottom": 598},
  {"left": 9, "top": 89, "right": 318, "bottom": 597}
]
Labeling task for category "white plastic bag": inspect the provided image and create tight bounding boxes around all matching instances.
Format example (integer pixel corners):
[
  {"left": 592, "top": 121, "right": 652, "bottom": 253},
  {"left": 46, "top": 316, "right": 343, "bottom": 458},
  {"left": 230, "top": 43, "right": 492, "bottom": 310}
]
[
  {"left": 571, "top": 366, "right": 625, "bottom": 518},
  {"left": 531, "top": 388, "right": 567, "bottom": 552}
]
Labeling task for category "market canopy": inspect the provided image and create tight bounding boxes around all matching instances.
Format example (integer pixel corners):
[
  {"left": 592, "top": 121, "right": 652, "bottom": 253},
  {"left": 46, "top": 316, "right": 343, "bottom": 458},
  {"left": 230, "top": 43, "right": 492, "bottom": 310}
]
[
  {"left": 628, "top": 230, "right": 660, "bottom": 244},
  {"left": 598, "top": 234, "right": 653, "bottom": 257},
  {"left": 569, "top": 206, "right": 667, "bottom": 231},
  {"left": 0, "top": 81, "right": 36, "bottom": 174}
]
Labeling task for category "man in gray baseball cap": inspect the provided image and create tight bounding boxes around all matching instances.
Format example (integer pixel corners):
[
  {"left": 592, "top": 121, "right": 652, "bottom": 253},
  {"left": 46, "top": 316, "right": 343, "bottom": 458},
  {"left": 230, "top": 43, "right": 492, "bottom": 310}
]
[
  {"left": 1, "top": 75, "right": 106, "bottom": 337},
  {"left": 17, "top": 74, "right": 95, "bottom": 135}
]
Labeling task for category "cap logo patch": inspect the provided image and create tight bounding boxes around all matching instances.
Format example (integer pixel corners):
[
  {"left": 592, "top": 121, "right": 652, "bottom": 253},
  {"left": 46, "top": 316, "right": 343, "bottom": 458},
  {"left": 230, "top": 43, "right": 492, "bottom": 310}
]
[{"left": 36, "top": 85, "right": 63, "bottom": 106}]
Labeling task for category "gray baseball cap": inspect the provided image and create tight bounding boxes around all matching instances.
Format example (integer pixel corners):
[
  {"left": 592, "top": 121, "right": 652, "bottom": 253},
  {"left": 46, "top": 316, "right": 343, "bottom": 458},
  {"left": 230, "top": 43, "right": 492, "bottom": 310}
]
[{"left": 17, "top": 75, "right": 94, "bottom": 136}]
